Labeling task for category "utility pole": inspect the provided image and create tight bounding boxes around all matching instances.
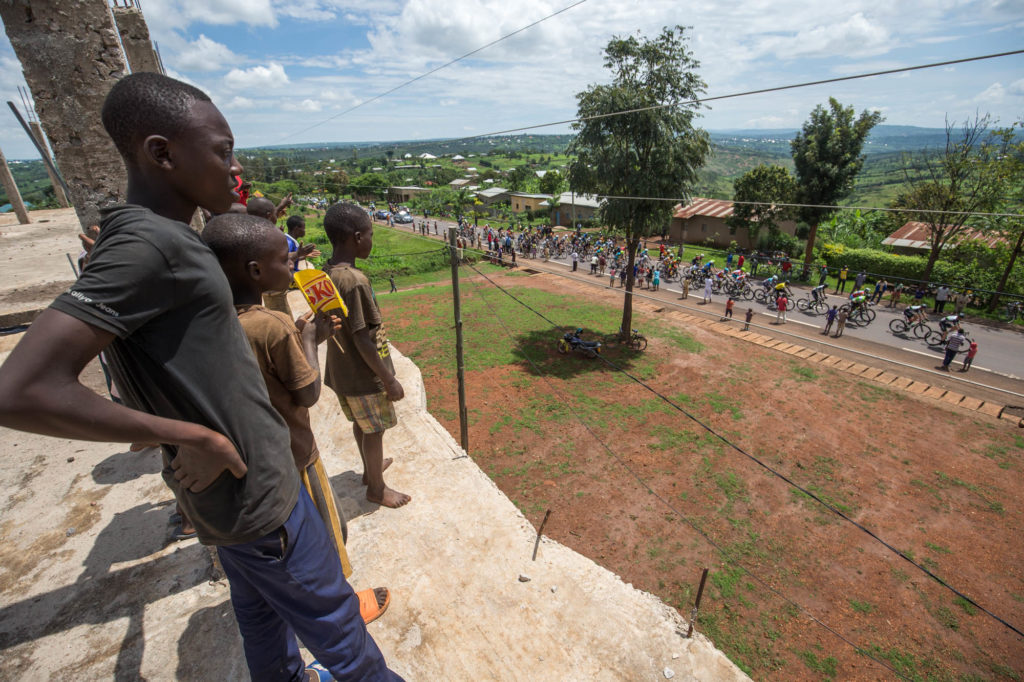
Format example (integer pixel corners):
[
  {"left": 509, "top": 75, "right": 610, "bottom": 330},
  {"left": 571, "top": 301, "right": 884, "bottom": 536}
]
[{"left": 447, "top": 227, "right": 469, "bottom": 451}]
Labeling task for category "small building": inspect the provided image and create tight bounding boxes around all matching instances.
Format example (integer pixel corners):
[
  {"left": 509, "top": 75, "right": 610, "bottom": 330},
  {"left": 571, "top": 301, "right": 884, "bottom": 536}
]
[
  {"left": 419, "top": 153, "right": 437, "bottom": 159},
  {"left": 388, "top": 186, "right": 432, "bottom": 203},
  {"left": 552, "top": 192, "right": 601, "bottom": 226},
  {"left": 668, "top": 198, "right": 796, "bottom": 249},
  {"left": 449, "top": 178, "right": 473, "bottom": 189},
  {"left": 452, "top": 154, "right": 465, "bottom": 161},
  {"left": 882, "top": 221, "right": 1008, "bottom": 255},
  {"left": 509, "top": 192, "right": 552, "bottom": 213},
  {"left": 475, "top": 186, "right": 510, "bottom": 206}
]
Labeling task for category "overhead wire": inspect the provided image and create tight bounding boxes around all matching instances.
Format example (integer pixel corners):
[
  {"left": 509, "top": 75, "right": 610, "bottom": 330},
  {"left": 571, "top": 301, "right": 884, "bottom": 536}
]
[
  {"left": 277, "top": 0, "right": 590, "bottom": 143},
  {"left": 463, "top": 261, "right": 1024, "bottom": 641},
  {"left": 462, "top": 262, "right": 910, "bottom": 680}
]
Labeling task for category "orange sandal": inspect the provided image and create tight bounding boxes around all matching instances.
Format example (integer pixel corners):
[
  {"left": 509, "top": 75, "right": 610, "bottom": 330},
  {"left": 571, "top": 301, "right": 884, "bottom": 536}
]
[{"left": 357, "top": 587, "right": 390, "bottom": 624}]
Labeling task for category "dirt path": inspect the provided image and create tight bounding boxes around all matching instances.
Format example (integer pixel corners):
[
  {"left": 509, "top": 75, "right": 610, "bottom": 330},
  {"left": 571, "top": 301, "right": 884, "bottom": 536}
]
[{"left": 382, "top": 269, "right": 1024, "bottom": 681}]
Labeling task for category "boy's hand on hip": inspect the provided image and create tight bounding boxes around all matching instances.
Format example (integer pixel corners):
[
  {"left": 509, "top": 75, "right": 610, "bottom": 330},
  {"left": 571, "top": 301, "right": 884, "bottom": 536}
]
[
  {"left": 172, "top": 430, "right": 247, "bottom": 492},
  {"left": 384, "top": 376, "right": 405, "bottom": 402}
]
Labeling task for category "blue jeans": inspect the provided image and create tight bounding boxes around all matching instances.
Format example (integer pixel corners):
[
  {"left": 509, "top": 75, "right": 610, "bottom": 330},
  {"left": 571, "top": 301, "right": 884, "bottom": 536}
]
[
  {"left": 942, "top": 348, "right": 957, "bottom": 368},
  {"left": 217, "top": 487, "right": 402, "bottom": 682}
]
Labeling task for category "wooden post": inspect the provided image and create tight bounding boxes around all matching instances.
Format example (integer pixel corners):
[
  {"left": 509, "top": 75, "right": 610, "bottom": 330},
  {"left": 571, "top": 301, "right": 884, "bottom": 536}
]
[
  {"left": 0, "top": 144, "right": 30, "bottom": 224},
  {"left": 448, "top": 227, "right": 469, "bottom": 451},
  {"left": 686, "top": 567, "right": 710, "bottom": 638},
  {"left": 29, "top": 122, "right": 70, "bottom": 208}
]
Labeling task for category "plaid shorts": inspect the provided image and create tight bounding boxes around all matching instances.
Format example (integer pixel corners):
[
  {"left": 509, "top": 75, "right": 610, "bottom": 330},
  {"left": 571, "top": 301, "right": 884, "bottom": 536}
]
[{"left": 338, "top": 391, "right": 397, "bottom": 434}]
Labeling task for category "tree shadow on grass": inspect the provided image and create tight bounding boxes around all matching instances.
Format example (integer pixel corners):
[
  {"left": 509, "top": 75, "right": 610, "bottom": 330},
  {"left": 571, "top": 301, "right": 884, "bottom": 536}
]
[{"left": 509, "top": 325, "right": 648, "bottom": 379}]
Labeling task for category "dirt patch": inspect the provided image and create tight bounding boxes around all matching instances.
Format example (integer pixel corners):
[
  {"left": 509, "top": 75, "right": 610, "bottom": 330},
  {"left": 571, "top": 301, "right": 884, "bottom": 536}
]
[{"left": 383, "top": 271, "right": 1024, "bottom": 681}]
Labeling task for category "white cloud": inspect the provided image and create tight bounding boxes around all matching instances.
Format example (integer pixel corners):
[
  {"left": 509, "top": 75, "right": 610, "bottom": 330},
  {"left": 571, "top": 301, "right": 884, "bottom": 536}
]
[
  {"left": 1008, "top": 78, "right": 1024, "bottom": 97},
  {"left": 977, "top": 82, "right": 1005, "bottom": 103},
  {"left": 222, "top": 96, "right": 256, "bottom": 109},
  {"left": 224, "top": 62, "right": 290, "bottom": 91},
  {"left": 283, "top": 98, "right": 324, "bottom": 112},
  {"left": 173, "top": 35, "right": 242, "bottom": 72},
  {"left": 439, "top": 98, "right": 458, "bottom": 107},
  {"left": 140, "top": 0, "right": 277, "bottom": 31}
]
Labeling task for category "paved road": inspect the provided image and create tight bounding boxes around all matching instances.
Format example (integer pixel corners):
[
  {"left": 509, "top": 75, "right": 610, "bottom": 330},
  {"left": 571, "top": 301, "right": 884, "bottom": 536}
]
[{"left": 379, "top": 218, "right": 1024, "bottom": 400}]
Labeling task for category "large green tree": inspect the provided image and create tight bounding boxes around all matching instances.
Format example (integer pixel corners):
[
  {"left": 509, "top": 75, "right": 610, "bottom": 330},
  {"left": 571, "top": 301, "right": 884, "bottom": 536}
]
[
  {"left": 893, "top": 114, "right": 1013, "bottom": 281},
  {"left": 538, "top": 169, "right": 566, "bottom": 196},
  {"left": 791, "top": 98, "right": 882, "bottom": 273},
  {"left": 568, "top": 26, "right": 710, "bottom": 336},
  {"left": 726, "top": 164, "right": 797, "bottom": 247}
]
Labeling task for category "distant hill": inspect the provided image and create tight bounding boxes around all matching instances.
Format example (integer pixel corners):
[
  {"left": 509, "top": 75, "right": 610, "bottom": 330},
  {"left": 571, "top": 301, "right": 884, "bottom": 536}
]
[{"left": 709, "top": 125, "right": 953, "bottom": 156}]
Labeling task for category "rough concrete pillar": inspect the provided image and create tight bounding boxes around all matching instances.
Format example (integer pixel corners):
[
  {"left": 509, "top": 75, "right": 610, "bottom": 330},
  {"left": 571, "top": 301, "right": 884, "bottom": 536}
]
[
  {"left": 0, "top": 0, "right": 128, "bottom": 230},
  {"left": 111, "top": 5, "right": 161, "bottom": 74},
  {"left": 28, "top": 121, "right": 71, "bottom": 208},
  {"left": 0, "top": 144, "right": 30, "bottom": 224}
]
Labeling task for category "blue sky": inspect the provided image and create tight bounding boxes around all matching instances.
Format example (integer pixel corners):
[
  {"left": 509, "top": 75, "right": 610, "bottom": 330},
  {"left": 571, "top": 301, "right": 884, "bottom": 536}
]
[{"left": 1, "top": 0, "right": 1023, "bottom": 159}]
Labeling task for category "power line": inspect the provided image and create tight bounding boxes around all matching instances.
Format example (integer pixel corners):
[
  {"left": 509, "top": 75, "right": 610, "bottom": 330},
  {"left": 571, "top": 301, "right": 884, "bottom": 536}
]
[
  {"left": 463, "top": 262, "right": 1024, "bottom": 641},
  {"left": 463, "top": 264, "right": 910, "bottom": 680},
  {"left": 277, "top": 0, "right": 590, "bottom": 143},
  {"left": 450, "top": 49, "right": 1024, "bottom": 141}
]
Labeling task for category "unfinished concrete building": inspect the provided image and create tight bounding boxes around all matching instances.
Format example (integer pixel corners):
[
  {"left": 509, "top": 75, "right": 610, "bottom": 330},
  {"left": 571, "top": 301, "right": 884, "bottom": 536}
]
[{"left": 0, "top": 0, "right": 129, "bottom": 229}]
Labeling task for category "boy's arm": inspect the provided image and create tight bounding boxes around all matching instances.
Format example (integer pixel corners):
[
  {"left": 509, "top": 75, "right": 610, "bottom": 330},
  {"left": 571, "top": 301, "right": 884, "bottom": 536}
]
[
  {"left": 351, "top": 327, "right": 403, "bottom": 401},
  {"left": 289, "top": 312, "right": 323, "bottom": 408},
  {"left": 0, "top": 309, "right": 247, "bottom": 492}
]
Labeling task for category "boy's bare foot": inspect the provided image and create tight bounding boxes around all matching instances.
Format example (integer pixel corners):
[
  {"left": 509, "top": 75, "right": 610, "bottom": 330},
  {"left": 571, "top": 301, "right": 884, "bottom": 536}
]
[
  {"left": 361, "top": 457, "right": 392, "bottom": 485},
  {"left": 367, "top": 486, "right": 411, "bottom": 508}
]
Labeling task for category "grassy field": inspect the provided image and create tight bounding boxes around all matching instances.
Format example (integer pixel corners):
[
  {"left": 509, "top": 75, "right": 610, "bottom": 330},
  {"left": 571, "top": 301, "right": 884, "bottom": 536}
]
[{"left": 374, "top": 266, "right": 1024, "bottom": 680}]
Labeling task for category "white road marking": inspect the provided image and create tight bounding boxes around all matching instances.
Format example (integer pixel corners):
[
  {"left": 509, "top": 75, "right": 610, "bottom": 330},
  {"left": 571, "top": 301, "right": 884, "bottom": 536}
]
[{"left": 901, "top": 347, "right": 1017, "bottom": 378}]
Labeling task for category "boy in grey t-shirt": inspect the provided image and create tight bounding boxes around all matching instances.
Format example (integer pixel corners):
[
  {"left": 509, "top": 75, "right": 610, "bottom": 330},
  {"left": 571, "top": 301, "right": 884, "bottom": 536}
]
[{"left": 0, "top": 73, "right": 400, "bottom": 682}]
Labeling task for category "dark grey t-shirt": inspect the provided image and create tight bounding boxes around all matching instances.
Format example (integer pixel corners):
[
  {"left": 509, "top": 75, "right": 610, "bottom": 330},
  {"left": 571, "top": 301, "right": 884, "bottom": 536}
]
[{"left": 50, "top": 205, "right": 299, "bottom": 545}]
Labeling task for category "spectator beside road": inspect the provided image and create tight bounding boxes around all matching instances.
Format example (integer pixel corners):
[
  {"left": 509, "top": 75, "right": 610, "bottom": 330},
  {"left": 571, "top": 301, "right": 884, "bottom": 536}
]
[
  {"left": 833, "top": 307, "right": 849, "bottom": 337},
  {"left": 934, "top": 285, "right": 950, "bottom": 313},
  {"left": 854, "top": 269, "right": 867, "bottom": 291},
  {"left": 835, "top": 266, "right": 849, "bottom": 294},
  {"left": 703, "top": 277, "right": 713, "bottom": 304},
  {"left": 822, "top": 305, "right": 839, "bottom": 335},
  {"left": 952, "top": 289, "right": 970, "bottom": 315},
  {"left": 775, "top": 294, "right": 788, "bottom": 324},
  {"left": 937, "top": 328, "right": 967, "bottom": 371},
  {"left": 960, "top": 340, "right": 978, "bottom": 372},
  {"left": 888, "top": 282, "right": 904, "bottom": 308},
  {"left": 743, "top": 307, "right": 753, "bottom": 331},
  {"left": 818, "top": 265, "right": 828, "bottom": 287},
  {"left": 871, "top": 279, "right": 887, "bottom": 304}
]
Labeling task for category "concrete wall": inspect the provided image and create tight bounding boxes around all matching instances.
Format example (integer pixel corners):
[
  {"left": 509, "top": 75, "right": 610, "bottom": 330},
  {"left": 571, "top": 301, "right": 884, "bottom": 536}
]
[
  {"left": 0, "top": 0, "right": 129, "bottom": 230},
  {"left": 111, "top": 6, "right": 161, "bottom": 74}
]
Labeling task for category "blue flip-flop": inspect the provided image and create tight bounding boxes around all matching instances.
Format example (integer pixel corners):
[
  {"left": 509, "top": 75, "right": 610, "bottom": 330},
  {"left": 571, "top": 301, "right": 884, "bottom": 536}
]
[{"left": 305, "top": 660, "right": 332, "bottom": 681}]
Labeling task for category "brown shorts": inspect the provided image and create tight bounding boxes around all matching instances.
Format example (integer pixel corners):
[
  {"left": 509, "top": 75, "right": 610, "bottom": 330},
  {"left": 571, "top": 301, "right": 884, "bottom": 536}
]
[{"left": 338, "top": 391, "right": 397, "bottom": 434}]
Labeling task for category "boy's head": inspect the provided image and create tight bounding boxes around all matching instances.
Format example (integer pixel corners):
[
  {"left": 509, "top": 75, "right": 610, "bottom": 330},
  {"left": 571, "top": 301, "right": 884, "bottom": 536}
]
[
  {"left": 324, "top": 202, "right": 373, "bottom": 258},
  {"left": 102, "top": 72, "right": 241, "bottom": 214},
  {"left": 202, "top": 214, "right": 292, "bottom": 295},
  {"left": 286, "top": 215, "right": 306, "bottom": 238},
  {"left": 247, "top": 197, "right": 277, "bottom": 222}
]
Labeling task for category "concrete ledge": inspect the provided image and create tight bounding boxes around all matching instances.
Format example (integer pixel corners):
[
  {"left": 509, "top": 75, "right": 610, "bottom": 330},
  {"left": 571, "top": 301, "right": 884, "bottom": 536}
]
[
  {"left": 1000, "top": 412, "right": 1023, "bottom": 428},
  {"left": 859, "top": 368, "right": 884, "bottom": 380},
  {"left": 942, "top": 391, "right": 965, "bottom": 406},
  {"left": 794, "top": 349, "right": 815, "bottom": 359},
  {"left": 923, "top": 386, "right": 948, "bottom": 400},
  {"left": 872, "top": 372, "right": 898, "bottom": 385},
  {"left": 958, "top": 396, "right": 983, "bottom": 411},
  {"left": 905, "top": 382, "right": 929, "bottom": 394},
  {"left": 978, "top": 402, "right": 1005, "bottom": 418},
  {"left": 889, "top": 377, "right": 914, "bottom": 389}
]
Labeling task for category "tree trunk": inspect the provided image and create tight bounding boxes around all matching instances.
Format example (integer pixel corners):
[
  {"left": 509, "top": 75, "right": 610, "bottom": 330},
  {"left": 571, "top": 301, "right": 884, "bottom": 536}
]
[
  {"left": 987, "top": 226, "right": 1024, "bottom": 312},
  {"left": 802, "top": 222, "right": 818, "bottom": 271},
  {"left": 620, "top": 236, "right": 638, "bottom": 339},
  {"left": 922, "top": 244, "right": 942, "bottom": 282}
]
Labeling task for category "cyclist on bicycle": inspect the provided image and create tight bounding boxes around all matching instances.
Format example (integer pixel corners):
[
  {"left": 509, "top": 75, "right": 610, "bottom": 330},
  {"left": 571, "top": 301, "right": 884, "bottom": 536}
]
[
  {"left": 772, "top": 280, "right": 791, "bottom": 302},
  {"left": 939, "top": 313, "right": 963, "bottom": 341},
  {"left": 811, "top": 283, "right": 827, "bottom": 303},
  {"left": 849, "top": 290, "right": 869, "bottom": 313},
  {"left": 701, "top": 259, "right": 715, "bottom": 274},
  {"left": 903, "top": 304, "right": 927, "bottom": 325},
  {"left": 762, "top": 274, "right": 779, "bottom": 292}
]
